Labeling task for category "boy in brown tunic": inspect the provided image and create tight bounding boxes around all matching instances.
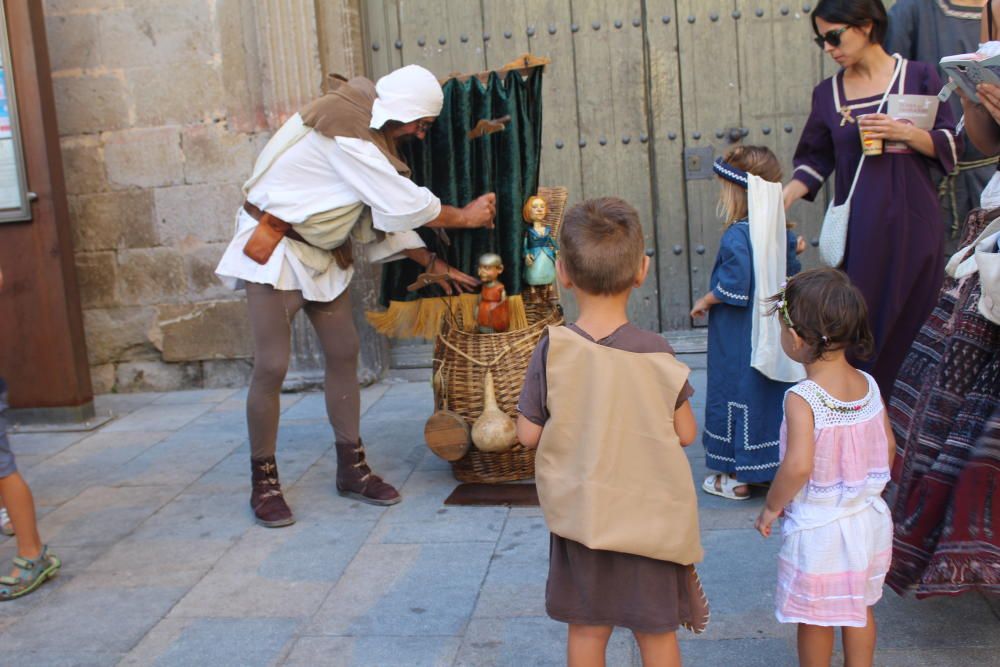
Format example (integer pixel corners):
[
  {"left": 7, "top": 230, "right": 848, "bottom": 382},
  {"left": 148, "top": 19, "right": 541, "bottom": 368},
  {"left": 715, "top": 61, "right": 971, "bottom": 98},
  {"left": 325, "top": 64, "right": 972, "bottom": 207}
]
[{"left": 516, "top": 197, "right": 709, "bottom": 666}]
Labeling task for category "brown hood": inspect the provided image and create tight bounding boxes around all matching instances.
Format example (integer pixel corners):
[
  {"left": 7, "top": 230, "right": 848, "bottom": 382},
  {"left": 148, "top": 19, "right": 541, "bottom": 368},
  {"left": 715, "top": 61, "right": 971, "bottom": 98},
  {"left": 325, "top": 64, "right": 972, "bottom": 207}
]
[{"left": 300, "top": 74, "right": 411, "bottom": 177}]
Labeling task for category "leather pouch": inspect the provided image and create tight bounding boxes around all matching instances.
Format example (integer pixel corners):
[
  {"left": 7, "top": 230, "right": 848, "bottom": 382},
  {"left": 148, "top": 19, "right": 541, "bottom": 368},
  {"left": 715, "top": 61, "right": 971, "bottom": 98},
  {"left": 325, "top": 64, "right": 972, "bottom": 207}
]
[{"left": 243, "top": 213, "right": 292, "bottom": 265}]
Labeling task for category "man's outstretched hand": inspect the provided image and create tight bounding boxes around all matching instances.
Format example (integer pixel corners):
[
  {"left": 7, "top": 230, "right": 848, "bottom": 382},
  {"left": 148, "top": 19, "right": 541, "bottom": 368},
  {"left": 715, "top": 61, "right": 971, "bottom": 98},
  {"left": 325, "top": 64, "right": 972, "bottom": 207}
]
[
  {"left": 461, "top": 193, "right": 496, "bottom": 229},
  {"left": 425, "top": 193, "right": 496, "bottom": 230}
]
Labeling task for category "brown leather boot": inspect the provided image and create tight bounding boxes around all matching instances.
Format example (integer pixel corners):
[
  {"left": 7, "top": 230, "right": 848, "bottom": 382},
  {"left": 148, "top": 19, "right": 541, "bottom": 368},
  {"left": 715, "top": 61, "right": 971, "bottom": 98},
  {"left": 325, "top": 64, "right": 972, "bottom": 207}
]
[
  {"left": 250, "top": 456, "right": 295, "bottom": 527},
  {"left": 335, "top": 439, "right": 401, "bottom": 506}
]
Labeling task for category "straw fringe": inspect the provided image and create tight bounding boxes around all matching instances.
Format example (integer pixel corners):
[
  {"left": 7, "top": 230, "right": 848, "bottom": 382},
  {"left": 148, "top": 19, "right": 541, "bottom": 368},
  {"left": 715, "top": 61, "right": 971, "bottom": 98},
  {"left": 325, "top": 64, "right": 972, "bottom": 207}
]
[{"left": 366, "top": 295, "right": 528, "bottom": 339}]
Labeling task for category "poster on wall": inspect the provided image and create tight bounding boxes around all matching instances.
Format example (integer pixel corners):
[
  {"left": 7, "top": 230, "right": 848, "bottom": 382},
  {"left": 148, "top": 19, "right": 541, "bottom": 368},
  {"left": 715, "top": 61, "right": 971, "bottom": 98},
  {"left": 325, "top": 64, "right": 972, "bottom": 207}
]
[
  {"left": 0, "top": 4, "right": 30, "bottom": 222},
  {"left": 0, "top": 64, "right": 10, "bottom": 139}
]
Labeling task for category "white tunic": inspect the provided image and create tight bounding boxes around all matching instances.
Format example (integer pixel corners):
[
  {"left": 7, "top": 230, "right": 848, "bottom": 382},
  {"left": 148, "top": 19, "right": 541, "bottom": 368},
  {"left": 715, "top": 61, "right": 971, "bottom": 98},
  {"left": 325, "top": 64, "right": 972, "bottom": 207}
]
[{"left": 215, "top": 113, "right": 441, "bottom": 303}]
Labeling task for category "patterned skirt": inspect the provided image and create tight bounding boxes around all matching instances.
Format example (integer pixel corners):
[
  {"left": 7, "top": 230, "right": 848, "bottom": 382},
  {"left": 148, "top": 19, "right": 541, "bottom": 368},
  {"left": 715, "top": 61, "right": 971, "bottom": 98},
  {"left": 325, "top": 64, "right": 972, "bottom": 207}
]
[{"left": 887, "top": 208, "right": 1000, "bottom": 598}]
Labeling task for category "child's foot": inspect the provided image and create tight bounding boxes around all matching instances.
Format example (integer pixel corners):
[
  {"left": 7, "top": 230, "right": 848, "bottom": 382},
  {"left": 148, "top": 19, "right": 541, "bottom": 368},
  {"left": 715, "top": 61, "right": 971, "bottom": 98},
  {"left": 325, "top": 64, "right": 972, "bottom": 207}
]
[
  {"left": 0, "top": 508, "right": 13, "bottom": 536},
  {"left": 0, "top": 545, "right": 60, "bottom": 601},
  {"left": 702, "top": 473, "right": 750, "bottom": 500}
]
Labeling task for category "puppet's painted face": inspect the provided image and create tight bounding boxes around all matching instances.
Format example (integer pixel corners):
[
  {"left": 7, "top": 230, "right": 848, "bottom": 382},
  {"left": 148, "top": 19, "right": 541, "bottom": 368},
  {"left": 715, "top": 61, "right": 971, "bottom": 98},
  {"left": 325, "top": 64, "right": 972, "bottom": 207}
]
[
  {"left": 478, "top": 262, "right": 503, "bottom": 283},
  {"left": 528, "top": 198, "right": 547, "bottom": 223}
]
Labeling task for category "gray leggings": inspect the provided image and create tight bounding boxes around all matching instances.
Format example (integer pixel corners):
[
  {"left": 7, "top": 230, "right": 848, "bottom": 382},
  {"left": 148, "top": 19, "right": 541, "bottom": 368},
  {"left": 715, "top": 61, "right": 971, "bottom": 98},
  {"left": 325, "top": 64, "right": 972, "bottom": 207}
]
[{"left": 245, "top": 282, "right": 360, "bottom": 459}]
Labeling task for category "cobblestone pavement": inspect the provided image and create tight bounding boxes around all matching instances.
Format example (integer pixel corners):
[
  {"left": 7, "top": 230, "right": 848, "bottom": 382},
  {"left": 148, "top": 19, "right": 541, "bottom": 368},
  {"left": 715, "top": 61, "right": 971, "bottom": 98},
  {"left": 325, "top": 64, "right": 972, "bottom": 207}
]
[{"left": 2, "top": 359, "right": 998, "bottom": 666}]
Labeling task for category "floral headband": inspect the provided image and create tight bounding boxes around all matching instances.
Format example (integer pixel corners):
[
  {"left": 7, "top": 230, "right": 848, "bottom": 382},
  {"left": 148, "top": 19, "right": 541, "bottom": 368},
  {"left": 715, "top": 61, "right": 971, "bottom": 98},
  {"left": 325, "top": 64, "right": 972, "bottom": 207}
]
[{"left": 775, "top": 281, "right": 795, "bottom": 328}]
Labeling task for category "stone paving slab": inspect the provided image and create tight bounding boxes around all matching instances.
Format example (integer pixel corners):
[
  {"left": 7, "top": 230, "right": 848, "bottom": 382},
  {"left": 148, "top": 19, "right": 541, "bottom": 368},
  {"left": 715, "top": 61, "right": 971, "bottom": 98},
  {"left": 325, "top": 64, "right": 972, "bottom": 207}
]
[
  {"left": 1, "top": 369, "right": 998, "bottom": 666},
  {"left": 283, "top": 635, "right": 463, "bottom": 667}
]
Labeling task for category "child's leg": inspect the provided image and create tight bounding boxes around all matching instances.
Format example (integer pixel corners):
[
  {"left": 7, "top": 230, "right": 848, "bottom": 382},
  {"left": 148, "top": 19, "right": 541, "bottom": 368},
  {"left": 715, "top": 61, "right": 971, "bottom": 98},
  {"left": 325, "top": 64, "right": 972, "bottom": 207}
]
[
  {"left": 0, "top": 473, "right": 42, "bottom": 567},
  {"left": 633, "top": 629, "right": 681, "bottom": 667},
  {"left": 841, "top": 607, "right": 877, "bottom": 667},
  {"left": 567, "top": 624, "right": 613, "bottom": 667},
  {"left": 797, "top": 623, "right": 835, "bottom": 667}
]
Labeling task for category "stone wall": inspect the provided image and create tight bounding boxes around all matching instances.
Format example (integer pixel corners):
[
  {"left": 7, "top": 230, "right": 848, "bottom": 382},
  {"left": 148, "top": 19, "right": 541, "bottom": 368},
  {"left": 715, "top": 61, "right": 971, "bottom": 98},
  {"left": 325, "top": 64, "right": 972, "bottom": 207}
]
[{"left": 42, "top": 0, "right": 376, "bottom": 393}]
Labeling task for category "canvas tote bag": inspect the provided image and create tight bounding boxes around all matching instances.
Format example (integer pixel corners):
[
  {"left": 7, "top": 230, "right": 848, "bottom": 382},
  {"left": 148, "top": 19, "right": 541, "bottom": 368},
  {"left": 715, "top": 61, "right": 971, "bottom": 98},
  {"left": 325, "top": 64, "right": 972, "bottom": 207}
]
[
  {"left": 820, "top": 55, "right": 903, "bottom": 267},
  {"left": 946, "top": 215, "right": 1000, "bottom": 325},
  {"left": 534, "top": 326, "right": 703, "bottom": 564}
]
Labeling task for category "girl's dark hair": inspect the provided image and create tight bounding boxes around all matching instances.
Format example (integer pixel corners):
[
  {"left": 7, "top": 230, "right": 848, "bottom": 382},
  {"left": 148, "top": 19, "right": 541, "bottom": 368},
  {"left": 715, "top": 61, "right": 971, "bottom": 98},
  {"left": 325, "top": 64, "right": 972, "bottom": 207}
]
[
  {"left": 767, "top": 268, "right": 874, "bottom": 363},
  {"left": 812, "top": 0, "right": 888, "bottom": 45}
]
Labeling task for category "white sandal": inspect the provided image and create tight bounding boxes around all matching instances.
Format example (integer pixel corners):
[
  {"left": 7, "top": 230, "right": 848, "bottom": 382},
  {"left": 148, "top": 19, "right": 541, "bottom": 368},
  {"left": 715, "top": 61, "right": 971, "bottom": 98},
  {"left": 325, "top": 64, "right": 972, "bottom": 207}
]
[
  {"left": 0, "top": 508, "right": 13, "bottom": 536},
  {"left": 702, "top": 473, "right": 751, "bottom": 501}
]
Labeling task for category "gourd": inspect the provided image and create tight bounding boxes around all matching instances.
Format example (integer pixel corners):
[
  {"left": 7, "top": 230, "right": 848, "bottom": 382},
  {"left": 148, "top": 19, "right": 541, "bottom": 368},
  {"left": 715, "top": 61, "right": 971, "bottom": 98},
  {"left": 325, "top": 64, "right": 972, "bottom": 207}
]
[
  {"left": 424, "top": 364, "right": 472, "bottom": 461},
  {"left": 471, "top": 370, "right": 517, "bottom": 452}
]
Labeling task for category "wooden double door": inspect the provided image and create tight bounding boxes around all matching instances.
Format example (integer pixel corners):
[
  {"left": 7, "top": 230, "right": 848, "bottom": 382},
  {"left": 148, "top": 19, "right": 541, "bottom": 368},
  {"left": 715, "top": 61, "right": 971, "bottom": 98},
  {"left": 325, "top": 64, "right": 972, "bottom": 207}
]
[{"left": 365, "top": 1, "right": 842, "bottom": 331}]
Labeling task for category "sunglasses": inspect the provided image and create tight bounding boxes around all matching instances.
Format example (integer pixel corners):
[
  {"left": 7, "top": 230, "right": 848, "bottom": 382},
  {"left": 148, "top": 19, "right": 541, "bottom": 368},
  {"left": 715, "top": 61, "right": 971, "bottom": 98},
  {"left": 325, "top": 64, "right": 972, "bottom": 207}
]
[{"left": 814, "top": 26, "right": 849, "bottom": 48}]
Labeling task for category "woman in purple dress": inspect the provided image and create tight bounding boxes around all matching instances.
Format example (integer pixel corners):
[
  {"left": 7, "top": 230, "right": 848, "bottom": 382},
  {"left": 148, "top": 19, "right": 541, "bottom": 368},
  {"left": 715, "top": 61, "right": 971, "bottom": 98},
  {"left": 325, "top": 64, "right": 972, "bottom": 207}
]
[{"left": 783, "top": 0, "right": 960, "bottom": 397}]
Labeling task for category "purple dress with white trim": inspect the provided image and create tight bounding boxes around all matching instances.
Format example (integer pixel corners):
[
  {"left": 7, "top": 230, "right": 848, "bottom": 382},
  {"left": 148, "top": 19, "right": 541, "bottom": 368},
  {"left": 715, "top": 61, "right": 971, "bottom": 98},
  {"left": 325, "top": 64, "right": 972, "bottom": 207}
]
[{"left": 792, "top": 58, "right": 959, "bottom": 398}]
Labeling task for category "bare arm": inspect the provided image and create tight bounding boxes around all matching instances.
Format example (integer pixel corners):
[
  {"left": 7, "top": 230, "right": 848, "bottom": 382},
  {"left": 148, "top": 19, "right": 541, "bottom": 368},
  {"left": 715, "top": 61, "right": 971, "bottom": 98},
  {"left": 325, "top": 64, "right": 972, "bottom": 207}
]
[
  {"left": 674, "top": 401, "right": 697, "bottom": 447},
  {"left": 690, "top": 291, "right": 722, "bottom": 319},
  {"left": 423, "top": 193, "right": 497, "bottom": 229},
  {"left": 516, "top": 414, "right": 543, "bottom": 450},
  {"left": 962, "top": 84, "right": 1000, "bottom": 156},
  {"left": 756, "top": 394, "right": 815, "bottom": 537},
  {"left": 782, "top": 179, "right": 810, "bottom": 211},
  {"left": 958, "top": 5, "right": 1000, "bottom": 156}
]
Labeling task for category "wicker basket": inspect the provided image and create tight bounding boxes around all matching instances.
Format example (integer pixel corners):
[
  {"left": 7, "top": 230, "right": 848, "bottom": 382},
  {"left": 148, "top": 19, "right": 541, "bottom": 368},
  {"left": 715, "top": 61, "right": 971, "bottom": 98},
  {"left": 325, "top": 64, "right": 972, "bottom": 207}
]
[{"left": 432, "top": 303, "right": 563, "bottom": 483}]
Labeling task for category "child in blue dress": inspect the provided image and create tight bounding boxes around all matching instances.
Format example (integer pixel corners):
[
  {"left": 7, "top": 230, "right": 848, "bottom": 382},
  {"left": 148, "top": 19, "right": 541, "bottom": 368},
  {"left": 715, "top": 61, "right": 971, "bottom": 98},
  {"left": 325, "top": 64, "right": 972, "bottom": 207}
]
[{"left": 691, "top": 145, "right": 805, "bottom": 500}]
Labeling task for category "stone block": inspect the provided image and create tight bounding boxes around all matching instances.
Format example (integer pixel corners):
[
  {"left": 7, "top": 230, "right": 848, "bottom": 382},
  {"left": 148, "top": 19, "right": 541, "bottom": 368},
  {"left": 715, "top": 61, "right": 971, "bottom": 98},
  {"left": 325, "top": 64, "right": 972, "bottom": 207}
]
[
  {"left": 183, "top": 242, "right": 230, "bottom": 300},
  {"left": 217, "top": 0, "right": 266, "bottom": 134},
  {"left": 202, "top": 359, "right": 253, "bottom": 388},
  {"left": 98, "top": 2, "right": 216, "bottom": 69},
  {"left": 284, "top": 636, "right": 462, "bottom": 667},
  {"left": 102, "top": 402, "right": 212, "bottom": 432},
  {"left": 45, "top": 0, "right": 124, "bottom": 14},
  {"left": 154, "top": 183, "right": 242, "bottom": 246},
  {"left": 117, "top": 247, "right": 188, "bottom": 306},
  {"left": 69, "top": 190, "right": 157, "bottom": 251},
  {"left": 45, "top": 13, "right": 100, "bottom": 71},
  {"left": 1, "top": 585, "right": 188, "bottom": 657},
  {"left": 82, "top": 306, "right": 157, "bottom": 365},
  {"left": 90, "top": 363, "right": 116, "bottom": 394},
  {"left": 308, "top": 542, "right": 494, "bottom": 636},
  {"left": 104, "top": 128, "right": 184, "bottom": 189},
  {"left": 125, "top": 618, "right": 299, "bottom": 667},
  {"left": 128, "top": 62, "right": 225, "bottom": 127},
  {"left": 75, "top": 251, "right": 119, "bottom": 309},
  {"left": 59, "top": 136, "right": 109, "bottom": 195},
  {"left": 151, "top": 300, "right": 252, "bottom": 362},
  {"left": 114, "top": 360, "right": 202, "bottom": 393},
  {"left": 181, "top": 124, "right": 258, "bottom": 184},
  {"left": 52, "top": 74, "right": 129, "bottom": 136}
]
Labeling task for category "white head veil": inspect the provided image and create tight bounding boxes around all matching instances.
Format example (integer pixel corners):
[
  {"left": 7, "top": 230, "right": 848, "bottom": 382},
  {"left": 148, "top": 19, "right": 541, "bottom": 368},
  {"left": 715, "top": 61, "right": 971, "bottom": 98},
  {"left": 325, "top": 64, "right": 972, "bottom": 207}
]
[
  {"left": 370, "top": 64, "right": 444, "bottom": 129},
  {"left": 713, "top": 157, "right": 805, "bottom": 383}
]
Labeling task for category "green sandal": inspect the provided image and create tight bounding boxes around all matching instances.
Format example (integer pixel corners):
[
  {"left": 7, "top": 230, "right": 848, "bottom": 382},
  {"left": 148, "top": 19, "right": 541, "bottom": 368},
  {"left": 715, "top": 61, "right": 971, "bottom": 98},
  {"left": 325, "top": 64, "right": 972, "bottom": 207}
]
[{"left": 0, "top": 545, "right": 60, "bottom": 601}]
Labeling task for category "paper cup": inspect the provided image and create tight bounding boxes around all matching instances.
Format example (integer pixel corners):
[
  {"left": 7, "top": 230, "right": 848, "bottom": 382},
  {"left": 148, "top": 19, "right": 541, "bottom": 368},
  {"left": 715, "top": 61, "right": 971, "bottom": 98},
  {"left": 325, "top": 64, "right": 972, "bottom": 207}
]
[{"left": 858, "top": 114, "right": 883, "bottom": 156}]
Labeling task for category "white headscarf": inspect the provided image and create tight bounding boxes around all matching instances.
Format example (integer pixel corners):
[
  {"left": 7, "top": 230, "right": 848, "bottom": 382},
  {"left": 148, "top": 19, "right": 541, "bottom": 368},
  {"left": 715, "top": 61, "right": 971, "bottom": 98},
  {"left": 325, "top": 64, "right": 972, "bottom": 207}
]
[
  {"left": 370, "top": 64, "right": 444, "bottom": 129},
  {"left": 747, "top": 174, "right": 806, "bottom": 383}
]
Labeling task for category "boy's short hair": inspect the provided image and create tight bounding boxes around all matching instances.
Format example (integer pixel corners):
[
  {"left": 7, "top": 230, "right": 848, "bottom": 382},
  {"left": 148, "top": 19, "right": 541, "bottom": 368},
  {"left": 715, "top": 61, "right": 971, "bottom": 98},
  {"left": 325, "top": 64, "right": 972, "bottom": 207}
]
[{"left": 560, "top": 197, "right": 645, "bottom": 295}]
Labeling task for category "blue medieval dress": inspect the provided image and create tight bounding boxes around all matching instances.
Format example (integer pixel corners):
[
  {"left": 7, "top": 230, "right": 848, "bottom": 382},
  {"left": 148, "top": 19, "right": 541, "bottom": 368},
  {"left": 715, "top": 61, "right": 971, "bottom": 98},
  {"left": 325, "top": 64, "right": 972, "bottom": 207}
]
[
  {"left": 703, "top": 221, "right": 801, "bottom": 483},
  {"left": 524, "top": 226, "right": 558, "bottom": 286}
]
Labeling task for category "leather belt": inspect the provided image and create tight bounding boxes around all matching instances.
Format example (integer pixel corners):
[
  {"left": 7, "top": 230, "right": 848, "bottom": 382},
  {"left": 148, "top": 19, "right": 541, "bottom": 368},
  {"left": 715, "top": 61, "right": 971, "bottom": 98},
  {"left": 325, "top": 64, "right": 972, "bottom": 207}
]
[
  {"left": 241, "top": 200, "right": 354, "bottom": 270},
  {"left": 243, "top": 201, "right": 307, "bottom": 244}
]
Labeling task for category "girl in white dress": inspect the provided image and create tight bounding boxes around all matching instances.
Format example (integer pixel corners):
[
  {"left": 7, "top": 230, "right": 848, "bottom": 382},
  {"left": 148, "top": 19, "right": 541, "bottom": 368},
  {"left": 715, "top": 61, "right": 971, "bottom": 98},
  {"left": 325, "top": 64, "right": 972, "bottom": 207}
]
[{"left": 755, "top": 268, "right": 896, "bottom": 667}]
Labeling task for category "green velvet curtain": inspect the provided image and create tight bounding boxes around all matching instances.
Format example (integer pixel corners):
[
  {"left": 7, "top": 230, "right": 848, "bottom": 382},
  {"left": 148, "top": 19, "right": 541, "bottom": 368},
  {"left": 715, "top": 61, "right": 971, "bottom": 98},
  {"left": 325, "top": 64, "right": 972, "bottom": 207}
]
[{"left": 378, "top": 67, "right": 543, "bottom": 306}]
